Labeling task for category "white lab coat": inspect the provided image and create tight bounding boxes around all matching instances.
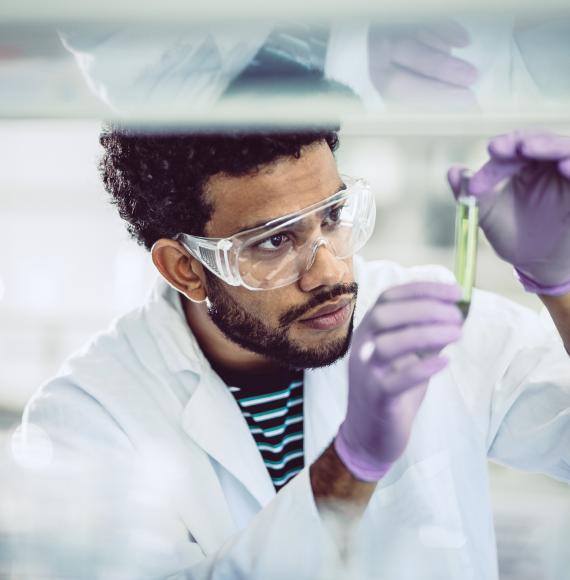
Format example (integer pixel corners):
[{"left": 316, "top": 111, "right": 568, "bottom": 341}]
[{"left": 22, "top": 256, "right": 570, "bottom": 579}]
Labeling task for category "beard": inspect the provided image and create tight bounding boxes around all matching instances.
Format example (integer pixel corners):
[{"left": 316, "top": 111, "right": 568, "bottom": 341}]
[{"left": 204, "top": 273, "right": 358, "bottom": 370}]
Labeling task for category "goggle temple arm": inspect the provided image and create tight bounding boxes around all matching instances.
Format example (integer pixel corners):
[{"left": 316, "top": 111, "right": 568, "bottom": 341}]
[
  {"left": 175, "top": 234, "right": 241, "bottom": 286},
  {"left": 216, "top": 239, "right": 241, "bottom": 285}
]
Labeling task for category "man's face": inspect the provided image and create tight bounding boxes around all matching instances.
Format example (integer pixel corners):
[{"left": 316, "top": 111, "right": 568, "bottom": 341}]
[{"left": 202, "top": 141, "right": 358, "bottom": 370}]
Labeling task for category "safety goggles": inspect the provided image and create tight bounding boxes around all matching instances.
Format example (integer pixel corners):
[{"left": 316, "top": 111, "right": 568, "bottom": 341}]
[{"left": 175, "top": 176, "right": 375, "bottom": 291}]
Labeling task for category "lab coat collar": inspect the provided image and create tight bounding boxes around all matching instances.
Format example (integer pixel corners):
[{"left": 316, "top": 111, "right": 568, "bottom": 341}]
[
  {"left": 144, "top": 279, "right": 211, "bottom": 375},
  {"left": 303, "top": 360, "right": 349, "bottom": 464},
  {"left": 181, "top": 370, "right": 277, "bottom": 509},
  {"left": 146, "top": 279, "right": 276, "bottom": 508}
]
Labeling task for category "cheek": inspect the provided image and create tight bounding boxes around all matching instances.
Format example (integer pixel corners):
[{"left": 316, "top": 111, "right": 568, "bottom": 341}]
[
  {"left": 233, "top": 289, "right": 284, "bottom": 324},
  {"left": 343, "top": 258, "right": 355, "bottom": 280}
]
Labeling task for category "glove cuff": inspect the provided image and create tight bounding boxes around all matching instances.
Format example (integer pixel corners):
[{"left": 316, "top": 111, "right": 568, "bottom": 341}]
[
  {"left": 333, "top": 427, "right": 393, "bottom": 483},
  {"left": 515, "top": 269, "right": 570, "bottom": 297}
]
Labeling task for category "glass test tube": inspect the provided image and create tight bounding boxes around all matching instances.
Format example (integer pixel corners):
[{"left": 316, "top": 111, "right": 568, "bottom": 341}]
[{"left": 453, "top": 175, "right": 479, "bottom": 318}]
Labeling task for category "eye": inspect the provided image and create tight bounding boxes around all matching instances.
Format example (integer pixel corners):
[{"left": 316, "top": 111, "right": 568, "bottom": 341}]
[
  {"left": 329, "top": 207, "right": 342, "bottom": 221},
  {"left": 255, "top": 232, "right": 293, "bottom": 252},
  {"left": 323, "top": 204, "right": 345, "bottom": 226}
]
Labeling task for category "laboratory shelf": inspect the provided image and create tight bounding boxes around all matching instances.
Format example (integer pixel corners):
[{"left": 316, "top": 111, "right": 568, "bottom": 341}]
[{"left": 1, "top": 0, "right": 570, "bottom": 23}]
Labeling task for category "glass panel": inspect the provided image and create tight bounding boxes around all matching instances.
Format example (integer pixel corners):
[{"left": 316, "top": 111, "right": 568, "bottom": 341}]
[{"left": 0, "top": 10, "right": 570, "bottom": 124}]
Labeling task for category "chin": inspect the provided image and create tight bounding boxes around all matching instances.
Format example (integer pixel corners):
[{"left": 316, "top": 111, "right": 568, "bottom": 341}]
[
  {"left": 287, "top": 325, "right": 354, "bottom": 369},
  {"left": 294, "top": 321, "right": 349, "bottom": 341}
]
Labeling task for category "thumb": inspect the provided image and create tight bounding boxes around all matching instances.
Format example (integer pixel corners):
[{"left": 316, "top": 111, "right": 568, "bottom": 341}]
[{"left": 447, "top": 165, "right": 469, "bottom": 200}]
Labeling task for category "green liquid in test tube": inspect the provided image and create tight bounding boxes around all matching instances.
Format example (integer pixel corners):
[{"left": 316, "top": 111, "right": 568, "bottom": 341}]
[{"left": 454, "top": 174, "right": 479, "bottom": 318}]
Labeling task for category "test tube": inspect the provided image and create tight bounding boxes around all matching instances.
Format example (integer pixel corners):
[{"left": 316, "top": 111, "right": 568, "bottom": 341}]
[{"left": 454, "top": 174, "right": 479, "bottom": 318}]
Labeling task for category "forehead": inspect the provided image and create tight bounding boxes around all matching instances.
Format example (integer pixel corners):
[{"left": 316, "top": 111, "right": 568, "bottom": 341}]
[{"left": 203, "top": 142, "right": 342, "bottom": 238}]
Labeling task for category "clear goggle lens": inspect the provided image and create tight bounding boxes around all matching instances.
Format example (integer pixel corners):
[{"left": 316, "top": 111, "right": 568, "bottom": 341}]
[
  {"left": 235, "top": 182, "right": 374, "bottom": 289},
  {"left": 173, "top": 177, "right": 375, "bottom": 291}
]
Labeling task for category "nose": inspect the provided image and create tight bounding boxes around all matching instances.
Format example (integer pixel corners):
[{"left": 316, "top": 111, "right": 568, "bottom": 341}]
[{"left": 298, "top": 239, "right": 348, "bottom": 292}]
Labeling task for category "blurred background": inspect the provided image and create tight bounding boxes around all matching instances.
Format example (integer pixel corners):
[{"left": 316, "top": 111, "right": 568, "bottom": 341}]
[{"left": 1, "top": 2, "right": 570, "bottom": 577}]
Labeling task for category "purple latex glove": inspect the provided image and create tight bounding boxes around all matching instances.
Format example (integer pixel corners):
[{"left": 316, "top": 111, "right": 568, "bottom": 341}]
[
  {"left": 448, "top": 131, "right": 570, "bottom": 296},
  {"left": 368, "top": 19, "right": 479, "bottom": 111},
  {"left": 335, "top": 282, "right": 463, "bottom": 482}
]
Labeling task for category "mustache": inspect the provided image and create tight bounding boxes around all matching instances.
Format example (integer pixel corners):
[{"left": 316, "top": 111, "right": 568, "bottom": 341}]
[{"left": 279, "top": 282, "right": 359, "bottom": 328}]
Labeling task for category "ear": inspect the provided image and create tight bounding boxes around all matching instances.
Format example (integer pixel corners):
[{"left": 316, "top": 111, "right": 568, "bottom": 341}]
[{"left": 151, "top": 239, "right": 207, "bottom": 303}]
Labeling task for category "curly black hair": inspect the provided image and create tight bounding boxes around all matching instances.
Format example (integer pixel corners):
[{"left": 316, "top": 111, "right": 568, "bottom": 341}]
[{"left": 99, "top": 128, "right": 340, "bottom": 250}]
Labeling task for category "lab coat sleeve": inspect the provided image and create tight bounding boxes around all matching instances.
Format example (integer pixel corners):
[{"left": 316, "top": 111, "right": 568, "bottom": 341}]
[
  {"left": 460, "top": 291, "right": 570, "bottom": 482},
  {"left": 22, "top": 380, "right": 339, "bottom": 580},
  {"left": 59, "top": 25, "right": 272, "bottom": 112},
  {"left": 23, "top": 377, "right": 132, "bottom": 459},
  {"left": 21, "top": 379, "right": 206, "bottom": 577}
]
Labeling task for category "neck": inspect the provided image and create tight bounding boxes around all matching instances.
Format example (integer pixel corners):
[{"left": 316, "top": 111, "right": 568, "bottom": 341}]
[{"left": 181, "top": 294, "right": 284, "bottom": 377}]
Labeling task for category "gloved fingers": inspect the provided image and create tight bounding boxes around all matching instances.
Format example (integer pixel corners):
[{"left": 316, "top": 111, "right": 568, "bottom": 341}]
[
  {"left": 387, "top": 352, "right": 421, "bottom": 372},
  {"left": 368, "top": 299, "right": 463, "bottom": 333},
  {"left": 447, "top": 165, "right": 468, "bottom": 199},
  {"left": 487, "top": 131, "right": 525, "bottom": 160},
  {"left": 374, "top": 68, "right": 479, "bottom": 110},
  {"left": 381, "top": 354, "right": 448, "bottom": 397},
  {"left": 381, "top": 72, "right": 478, "bottom": 111},
  {"left": 421, "top": 19, "right": 471, "bottom": 49},
  {"left": 486, "top": 130, "right": 570, "bottom": 161},
  {"left": 390, "top": 38, "right": 478, "bottom": 87},
  {"left": 415, "top": 28, "right": 453, "bottom": 53},
  {"left": 370, "top": 323, "right": 462, "bottom": 363},
  {"left": 518, "top": 134, "right": 570, "bottom": 161},
  {"left": 558, "top": 158, "right": 570, "bottom": 180},
  {"left": 467, "top": 157, "right": 527, "bottom": 198},
  {"left": 452, "top": 131, "right": 563, "bottom": 199},
  {"left": 488, "top": 131, "right": 570, "bottom": 181},
  {"left": 486, "top": 130, "right": 546, "bottom": 160},
  {"left": 379, "top": 281, "right": 462, "bottom": 305}
]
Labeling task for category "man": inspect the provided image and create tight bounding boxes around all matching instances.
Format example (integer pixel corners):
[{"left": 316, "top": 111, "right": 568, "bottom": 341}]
[{"left": 23, "top": 128, "right": 570, "bottom": 579}]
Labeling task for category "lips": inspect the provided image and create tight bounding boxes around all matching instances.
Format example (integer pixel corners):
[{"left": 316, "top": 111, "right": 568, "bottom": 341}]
[{"left": 299, "top": 298, "right": 352, "bottom": 321}]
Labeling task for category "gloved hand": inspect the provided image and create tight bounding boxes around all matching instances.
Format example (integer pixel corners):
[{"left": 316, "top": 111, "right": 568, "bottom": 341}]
[
  {"left": 368, "top": 19, "right": 479, "bottom": 111},
  {"left": 334, "top": 282, "right": 464, "bottom": 481},
  {"left": 448, "top": 131, "right": 570, "bottom": 296}
]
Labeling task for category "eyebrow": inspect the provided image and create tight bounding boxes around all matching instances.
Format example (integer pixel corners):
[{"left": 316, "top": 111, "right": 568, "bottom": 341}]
[{"left": 235, "top": 180, "right": 347, "bottom": 234}]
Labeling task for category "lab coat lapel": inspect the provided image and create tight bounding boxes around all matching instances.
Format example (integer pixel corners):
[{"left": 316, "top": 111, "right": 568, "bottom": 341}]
[
  {"left": 158, "top": 434, "right": 237, "bottom": 555},
  {"left": 63, "top": 344, "right": 237, "bottom": 555},
  {"left": 148, "top": 282, "right": 275, "bottom": 511},
  {"left": 181, "top": 370, "right": 276, "bottom": 509},
  {"left": 303, "top": 359, "right": 349, "bottom": 464}
]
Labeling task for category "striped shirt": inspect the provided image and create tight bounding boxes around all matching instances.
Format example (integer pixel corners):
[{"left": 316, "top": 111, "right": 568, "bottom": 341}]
[{"left": 221, "top": 369, "right": 305, "bottom": 491}]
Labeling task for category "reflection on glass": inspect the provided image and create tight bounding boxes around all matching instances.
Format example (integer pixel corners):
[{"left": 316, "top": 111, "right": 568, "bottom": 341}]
[{"left": 1, "top": 15, "right": 570, "bottom": 121}]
